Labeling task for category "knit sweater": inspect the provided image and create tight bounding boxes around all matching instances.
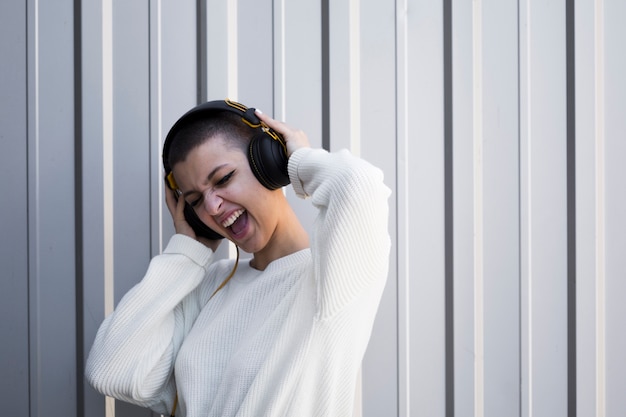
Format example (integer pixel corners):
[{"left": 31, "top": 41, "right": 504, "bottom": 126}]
[{"left": 85, "top": 147, "right": 391, "bottom": 417}]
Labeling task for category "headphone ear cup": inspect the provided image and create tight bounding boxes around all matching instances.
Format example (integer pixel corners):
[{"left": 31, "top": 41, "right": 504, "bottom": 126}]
[
  {"left": 183, "top": 202, "right": 223, "bottom": 240},
  {"left": 248, "top": 132, "right": 290, "bottom": 190}
]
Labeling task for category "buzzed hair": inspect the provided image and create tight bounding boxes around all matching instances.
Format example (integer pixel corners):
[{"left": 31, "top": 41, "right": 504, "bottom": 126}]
[{"left": 167, "top": 110, "right": 256, "bottom": 169}]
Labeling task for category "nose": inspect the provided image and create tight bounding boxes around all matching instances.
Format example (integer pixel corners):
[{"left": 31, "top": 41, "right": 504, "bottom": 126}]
[{"left": 200, "top": 189, "right": 223, "bottom": 215}]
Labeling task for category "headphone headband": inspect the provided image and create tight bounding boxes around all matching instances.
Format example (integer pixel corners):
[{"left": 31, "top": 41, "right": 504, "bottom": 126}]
[{"left": 162, "top": 98, "right": 285, "bottom": 185}]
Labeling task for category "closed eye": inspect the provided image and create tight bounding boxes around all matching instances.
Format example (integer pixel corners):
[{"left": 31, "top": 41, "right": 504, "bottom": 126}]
[
  {"left": 187, "top": 170, "right": 234, "bottom": 207},
  {"left": 188, "top": 194, "right": 202, "bottom": 207},
  {"left": 216, "top": 170, "right": 235, "bottom": 186}
]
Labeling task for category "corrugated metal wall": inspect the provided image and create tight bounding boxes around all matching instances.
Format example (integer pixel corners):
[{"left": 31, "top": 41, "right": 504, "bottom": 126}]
[{"left": 1, "top": 0, "right": 624, "bottom": 416}]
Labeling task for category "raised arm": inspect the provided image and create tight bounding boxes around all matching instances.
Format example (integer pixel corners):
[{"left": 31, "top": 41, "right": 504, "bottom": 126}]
[{"left": 288, "top": 147, "right": 391, "bottom": 318}]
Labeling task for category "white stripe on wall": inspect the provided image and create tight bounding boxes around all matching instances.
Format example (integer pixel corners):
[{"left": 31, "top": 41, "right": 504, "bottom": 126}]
[
  {"left": 150, "top": 0, "right": 164, "bottom": 254},
  {"left": 348, "top": 0, "right": 361, "bottom": 156},
  {"left": 472, "top": 1, "right": 484, "bottom": 416},
  {"left": 396, "top": 0, "right": 411, "bottom": 411},
  {"left": 273, "top": 0, "right": 286, "bottom": 120},
  {"left": 102, "top": 1, "right": 115, "bottom": 415}
]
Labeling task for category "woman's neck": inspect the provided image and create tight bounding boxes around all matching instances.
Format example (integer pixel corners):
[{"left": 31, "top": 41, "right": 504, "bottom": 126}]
[{"left": 250, "top": 208, "right": 309, "bottom": 271}]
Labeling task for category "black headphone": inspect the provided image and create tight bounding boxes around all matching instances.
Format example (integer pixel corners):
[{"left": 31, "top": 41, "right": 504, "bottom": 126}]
[{"left": 162, "top": 99, "right": 290, "bottom": 240}]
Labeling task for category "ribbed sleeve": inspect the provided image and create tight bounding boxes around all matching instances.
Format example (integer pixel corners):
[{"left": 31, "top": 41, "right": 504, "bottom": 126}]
[{"left": 288, "top": 147, "right": 391, "bottom": 318}]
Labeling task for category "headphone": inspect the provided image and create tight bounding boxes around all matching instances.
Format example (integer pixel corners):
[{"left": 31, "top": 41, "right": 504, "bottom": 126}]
[{"left": 162, "top": 99, "right": 290, "bottom": 240}]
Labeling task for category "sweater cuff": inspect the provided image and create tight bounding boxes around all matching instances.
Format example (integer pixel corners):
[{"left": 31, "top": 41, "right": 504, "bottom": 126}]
[
  {"left": 288, "top": 147, "right": 317, "bottom": 198},
  {"left": 163, "top": 234, "right": 214, "bottom": 267}
]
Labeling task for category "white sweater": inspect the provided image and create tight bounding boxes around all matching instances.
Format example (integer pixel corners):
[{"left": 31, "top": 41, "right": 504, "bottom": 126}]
[{"left": 85, "top": 147, "right": 391, "bottom": 417}]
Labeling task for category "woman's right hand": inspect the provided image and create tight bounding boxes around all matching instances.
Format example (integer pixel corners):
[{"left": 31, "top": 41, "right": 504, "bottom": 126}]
[
  {"left": 165, "top": 183, "right": 221, "bottom": 252},
  {"left": 254, "top": 109, "right": 310, "bottom": 158}
]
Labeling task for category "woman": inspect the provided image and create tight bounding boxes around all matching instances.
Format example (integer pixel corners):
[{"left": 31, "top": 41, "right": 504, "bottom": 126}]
[{"left": 86, "top": 100, "right": 391, "bottom": 417}]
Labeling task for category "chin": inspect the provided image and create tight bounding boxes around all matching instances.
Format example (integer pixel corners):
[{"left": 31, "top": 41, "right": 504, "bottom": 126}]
[{"left": 237, "top": 236, "right": 269, "bottom": 256}]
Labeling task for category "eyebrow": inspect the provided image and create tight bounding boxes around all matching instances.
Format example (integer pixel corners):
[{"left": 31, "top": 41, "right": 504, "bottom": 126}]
[{"left": 182, "top": 163, "right": 228, "bottom": 198}]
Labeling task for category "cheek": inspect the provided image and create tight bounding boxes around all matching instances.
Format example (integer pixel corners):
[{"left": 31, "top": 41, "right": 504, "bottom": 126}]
[{"left": 253, "top": 192, "right": 282, "bottom": 224}]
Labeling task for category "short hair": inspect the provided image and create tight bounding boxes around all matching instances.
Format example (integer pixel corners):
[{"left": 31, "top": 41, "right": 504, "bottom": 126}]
[{"left": 167, "top": 110, "right": 256, "bottom": 169}]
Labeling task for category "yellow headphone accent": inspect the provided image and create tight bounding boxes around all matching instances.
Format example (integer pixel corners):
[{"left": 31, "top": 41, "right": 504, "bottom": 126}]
[
  {"left": 224, "top": 98, "right": 288, "bottom": 155},
  {"left": 166, "top": 172, "right": 178, "bottom": 190}
]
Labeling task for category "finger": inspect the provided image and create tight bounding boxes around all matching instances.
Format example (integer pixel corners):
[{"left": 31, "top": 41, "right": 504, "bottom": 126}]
[
  {"left": 175, "top": 191, "right": 186, "bottom": 221},
  {"left": 170, "top": 190, "right": 197, "bottom": 238},
  {"left": 255, "top": 109, "right": 290, "bottom": 135},
  {"left": 254, "top": 109, "right": 309, "bottom": 156}
]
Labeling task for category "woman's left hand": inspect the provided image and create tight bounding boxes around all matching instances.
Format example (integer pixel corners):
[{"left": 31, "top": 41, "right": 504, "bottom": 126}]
[{"left": 254, "top": 109, "right": 310, "bottom": 157}]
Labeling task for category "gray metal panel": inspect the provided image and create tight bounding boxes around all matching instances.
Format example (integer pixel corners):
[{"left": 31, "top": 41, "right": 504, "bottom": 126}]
[
  {"left": 359, "top": 1, "right": 398, "bottom": 416},
  {"left": 203, "top": 0, "right": 236, "bottom": 101},
  {"left": 237, "top": 0, "right": 274, "bottom": 107},
  {"left": 481, "top": 1, "right": 520, "bottom": 415},
  {"left": 80, "top": 0, "right": 106, "bottom": 413},
  {"left": 27, "top": 0, "right": 77, "bottom": 415},
  {"left": 451, "top": 0, "right": 477, "bottom": 415},
  {"left": 573, "top": 0, "right": 599, "bottom": 414},
  {"left": 158, "top": 0, "right": 197, "bottom": 254},
  {"left": 403, "top": 0, "right": 447, "bottom": 415},
  {"left": 111, "top": 0, "right": 152, "bottom": 305},
  {"left": 0, "top": 0, "right": 30, "bottom": 414},
  {"left": 519, "top": 0, "right": 568, "bottom": 415},
  {"left": 111, "top": 4, "right": 158, "bottom": 416},
  {"left": 604, "top": 1, "right": 626, "bottom": 413}
]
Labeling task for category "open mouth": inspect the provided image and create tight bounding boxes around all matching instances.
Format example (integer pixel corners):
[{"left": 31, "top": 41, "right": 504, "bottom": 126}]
[
  {"left": 221, "top": 209, "right": 248, "bottom": 236},
  {"left": 222, "top": 209, "right": 245, "bottom": 228}
]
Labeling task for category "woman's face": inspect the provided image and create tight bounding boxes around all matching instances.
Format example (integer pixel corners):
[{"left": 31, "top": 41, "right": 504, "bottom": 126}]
[{"left": 171, "top": 135, "right": 282, "bottom": 253}]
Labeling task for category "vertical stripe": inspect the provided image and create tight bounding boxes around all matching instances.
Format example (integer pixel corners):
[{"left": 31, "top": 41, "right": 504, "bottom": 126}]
[
  {"left": 227, "top": 0, "right": 238, "bottom": 262},
  {"left": 197, "top": 0, "right": 207, "bottom": 103},
  {"left": 321, "top": 0, "right": 330, "bottom": 151},
  {"left": 272, "top": 0, "right": 286, "bottom": 120},
  {"left": 227, "top": 0, "right": 238, "bottom": 100},
  {"left": 73, "top": 0, "right": 84, "bottom": 414},
  {"left": 472, "top": 1, "right": 484, "bottom": 416},
  {"left": 519, "top": 0, "right": 527, "bottom": 413},
  {"left": 27, "top": 0, "right": 40, "bottom": 414},
  {"left": 396, "top": 0, "right": 410, "bottom": 415},
  {"left": 348, "top": 1, "right": 362, "bottom": 413},
  {"left": 594, "top": 0, "right": 606, "bottom": 414},
  {"left": 150, "top": 0, "right": 164, "bottom": 252},
  {"left": 348, "top": 0, "right": 360, "bottom": 156},
  {"left": 522, "top": 0, "right": 534, "bottom": 414},
  {"left": 565, "top": 0, "right": 577, "bottom": 415},
  {"left": 443, "top": 0, "right": 455, "bottom": 415},
  {"left": 102, "top": 0, "right": 114, "bottom": 321},
  {"left": 199, "top": 1, "right": 237, "bottom": 102},
  {"left": 102, "top": 1, "right": 115, "bottom": 415}
]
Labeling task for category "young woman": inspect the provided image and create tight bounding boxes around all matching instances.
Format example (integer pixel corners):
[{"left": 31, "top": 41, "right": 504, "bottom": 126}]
[{"left": 86, "top": 100, "right": 391, "bottom": 417}]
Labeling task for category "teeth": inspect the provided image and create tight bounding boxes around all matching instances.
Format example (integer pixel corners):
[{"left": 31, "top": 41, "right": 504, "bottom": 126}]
[{"left": 222, "top": 209, "right": 245, "bottom": 228}]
